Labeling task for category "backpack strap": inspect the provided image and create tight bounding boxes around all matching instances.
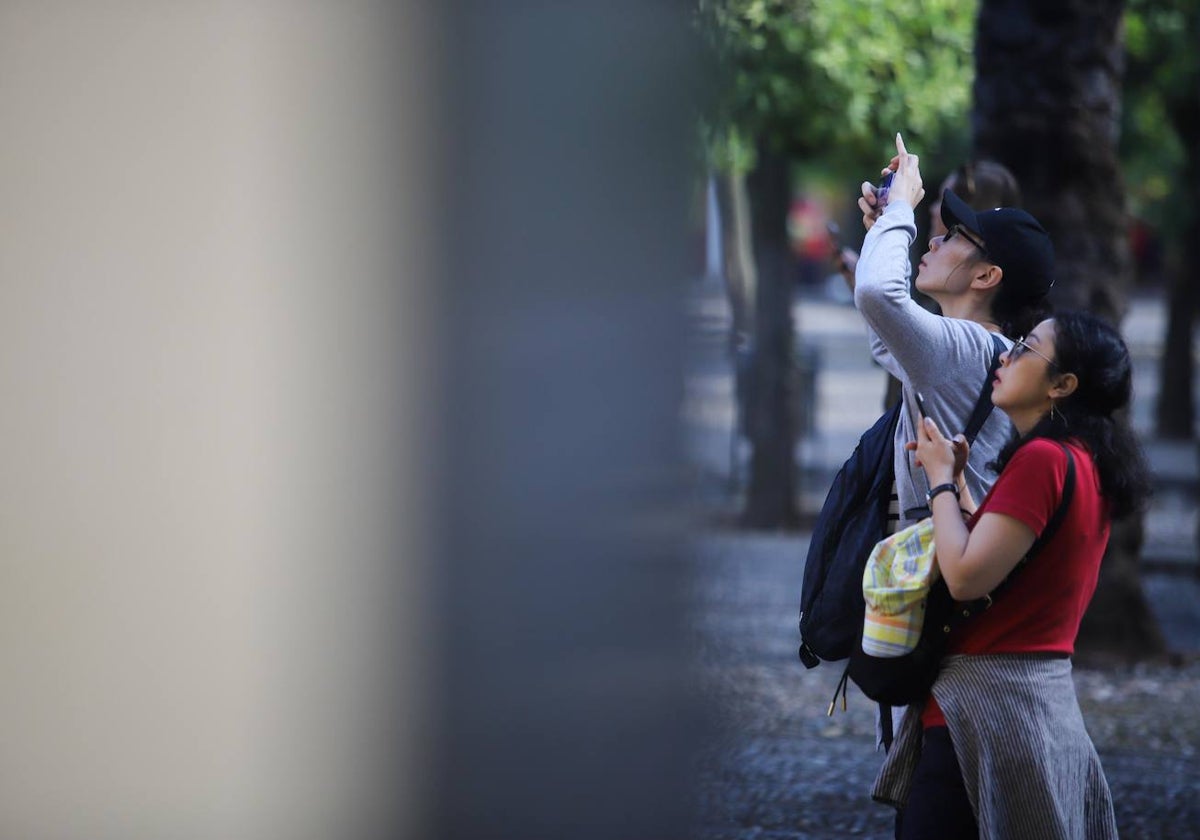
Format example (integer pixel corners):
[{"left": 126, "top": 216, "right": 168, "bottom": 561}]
[{"left": 961, "top": 333, "right": 1007, "bottom": 445}]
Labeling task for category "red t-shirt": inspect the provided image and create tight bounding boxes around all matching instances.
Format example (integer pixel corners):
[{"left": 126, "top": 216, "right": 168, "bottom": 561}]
[{"left": 922, "top": 438, "right": 1109, "bottom": 728}]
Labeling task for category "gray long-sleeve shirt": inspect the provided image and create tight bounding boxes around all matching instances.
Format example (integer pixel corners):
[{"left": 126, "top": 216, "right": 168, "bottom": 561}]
[{"left": 854, "top": 200, "right": 1016, "bottom": 524}]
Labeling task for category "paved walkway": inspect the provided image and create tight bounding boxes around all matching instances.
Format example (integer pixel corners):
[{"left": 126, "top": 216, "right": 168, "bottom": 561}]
[{"left": 685, "top": 278, "right": 1200, "bottom": 838}]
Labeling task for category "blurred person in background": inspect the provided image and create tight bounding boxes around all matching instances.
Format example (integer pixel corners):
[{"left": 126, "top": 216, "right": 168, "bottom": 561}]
[{"left": 926, "top": 159, "right": 1022, "bottom": 239}]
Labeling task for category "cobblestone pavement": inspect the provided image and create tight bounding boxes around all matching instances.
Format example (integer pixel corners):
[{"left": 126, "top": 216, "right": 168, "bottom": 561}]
[{"left": 690, "top": 533, "right": 1200, "bottom": 840}]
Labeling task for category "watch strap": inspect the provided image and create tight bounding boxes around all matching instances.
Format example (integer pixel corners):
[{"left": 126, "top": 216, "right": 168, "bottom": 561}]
[{"left": 927, "top": 482, "right": 960, "bottom": 503}]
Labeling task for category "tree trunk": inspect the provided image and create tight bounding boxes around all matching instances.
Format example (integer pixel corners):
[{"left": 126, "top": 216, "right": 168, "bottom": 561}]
[
  {"left": 973, "top": 0, "right": 1130, "bottom": 324},
  {"left": 973, "top": 0, "right": 1166, "bottom": 659},
  {"left": 1155, "top": 98, "right": 1200, "bottom": 439},
  {"left": 741, "top": 143, "right": 798, "bottom": 528},
  {"left": 716, "top": 170, "right": 757, "bottom": 343},
  {"left": 1156, "top": 242, "right": 1196, "bottom": 439}
]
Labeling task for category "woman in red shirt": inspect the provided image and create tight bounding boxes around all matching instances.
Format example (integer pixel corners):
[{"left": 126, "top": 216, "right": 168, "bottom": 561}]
[{"left": 875, "top": 310, "right": 1152, "bottom": 839}]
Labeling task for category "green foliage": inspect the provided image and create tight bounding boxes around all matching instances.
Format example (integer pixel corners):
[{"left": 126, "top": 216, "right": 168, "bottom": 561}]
[
  {"left": 698, "top": 0, "right": 978, "bottom": 175},
  {"left": 700, "top": 122, "right": 758, "bottom": 175},
  {"left": 1121, "top": 0, "right": 1199, "bottom": 235}
]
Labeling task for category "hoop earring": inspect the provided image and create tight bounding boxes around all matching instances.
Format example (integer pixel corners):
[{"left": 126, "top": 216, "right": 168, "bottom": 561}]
[{"left": 1050, "top": 400, "right": 1068, "bottom": 427}]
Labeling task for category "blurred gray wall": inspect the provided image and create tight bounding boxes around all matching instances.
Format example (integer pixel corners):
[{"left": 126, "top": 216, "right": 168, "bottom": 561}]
[
  {"left": 0, "top": 2, "right": 701, "bottom": 838},
  {"left": 431, "top": 3, "right": 702, "bottom": 839}
]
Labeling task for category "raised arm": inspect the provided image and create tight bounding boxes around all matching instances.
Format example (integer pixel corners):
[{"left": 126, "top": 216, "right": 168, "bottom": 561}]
[{"left": 853, "top": 135, "right": 961, "bottom": 379}]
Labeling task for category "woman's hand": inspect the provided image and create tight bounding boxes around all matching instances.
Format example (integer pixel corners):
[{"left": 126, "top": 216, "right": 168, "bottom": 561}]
[
  {"left": 882, "top": 133, "right": 925, "bottom": 210},
  {"left": 857, "top": 181, "right": 881, "bottom": 231},
  {"left": 908, "top": 415, "right": 964, "bottom": 487},
  {"left": 857, "top": 133, "right": 925, "bottom": 227},
  {"left": 950, "top": 434, "right": 969, "bottom": 479}
]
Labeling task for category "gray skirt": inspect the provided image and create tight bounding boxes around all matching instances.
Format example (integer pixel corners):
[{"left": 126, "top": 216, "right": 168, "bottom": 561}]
[{"left": 873, "top": 654, "right": 1118, "bottom": 840}]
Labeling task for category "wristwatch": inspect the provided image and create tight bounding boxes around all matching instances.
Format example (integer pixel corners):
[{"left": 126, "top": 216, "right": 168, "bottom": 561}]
[{"left": 927, "top": 482, "right": 960, "bottom": 504}]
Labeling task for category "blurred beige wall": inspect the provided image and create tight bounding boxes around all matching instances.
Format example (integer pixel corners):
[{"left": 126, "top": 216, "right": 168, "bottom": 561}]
[{"left": 0, "top": 3, "right": 428, "bottom": 838}]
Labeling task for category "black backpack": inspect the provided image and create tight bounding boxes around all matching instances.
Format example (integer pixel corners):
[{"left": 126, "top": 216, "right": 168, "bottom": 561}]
[{"left": 798, "top": 334, "right": 1006, "bottom": 669}]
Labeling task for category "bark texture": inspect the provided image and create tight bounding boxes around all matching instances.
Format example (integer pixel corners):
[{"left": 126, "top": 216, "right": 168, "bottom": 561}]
[
  {"left": 1154, "top": 96, "right": 1200, "bottom": 440},
  {"left": 974, "top": 0, "right": 1166, "bottom": 658},
  {"left": 973, "top": 0, "right": 1130, "bottom": 323},
  {"left": 741, "top": 144, "right": 799, "bottom": 528}
]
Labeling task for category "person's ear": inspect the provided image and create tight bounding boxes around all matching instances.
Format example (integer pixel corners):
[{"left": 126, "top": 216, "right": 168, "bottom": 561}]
[
  {"left": 972, "top": 263, "right": 1003, "bottom": 291},
  {"left": 1049, "top": 372, "right": 1078, "bottom": 400}
]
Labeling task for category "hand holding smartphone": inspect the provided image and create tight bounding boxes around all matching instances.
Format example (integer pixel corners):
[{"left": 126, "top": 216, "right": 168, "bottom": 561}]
[
  {"left": 914, "top": 391, "right": 970, "bottom": 483},
  {"left": 876, "top": 170, "right": 894, "bottom": 208}
]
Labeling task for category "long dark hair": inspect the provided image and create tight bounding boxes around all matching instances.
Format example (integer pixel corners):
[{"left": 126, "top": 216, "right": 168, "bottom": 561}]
[
  {"left": 991, "top": 293, "right": 1050, "bottom": 343},
  {"left": 991, "top": 310, "right": 1152, "bottom": 519}
]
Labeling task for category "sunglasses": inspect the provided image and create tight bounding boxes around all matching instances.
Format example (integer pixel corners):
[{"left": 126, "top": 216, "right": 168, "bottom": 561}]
[
  {"left": 944, "top": 224, "right": 990, "bottom": 259},
  {"left": 1009, "top": 336, "right": 1058, "bottom": 370}
]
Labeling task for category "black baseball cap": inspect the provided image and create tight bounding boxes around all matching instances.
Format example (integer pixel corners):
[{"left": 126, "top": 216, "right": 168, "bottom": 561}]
[{"left": 940, "top": 188, "right": 1055, "bottom": 303}]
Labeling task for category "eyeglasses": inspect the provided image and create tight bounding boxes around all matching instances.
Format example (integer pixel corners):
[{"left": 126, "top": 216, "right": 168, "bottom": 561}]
[
  {"left": 944, "top": 224, "right": 990, "bottom": 259},
  {"left": 1009, "top": 336, "right": 1058, "bottom": 370}
]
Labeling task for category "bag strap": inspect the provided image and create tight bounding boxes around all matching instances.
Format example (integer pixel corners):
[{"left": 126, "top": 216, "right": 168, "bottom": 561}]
[
  {"left": 962, "top": 333, "right": 1007, "bottom": 445},
  {"left": 947, "top": 443, "right": 1076, "bottom": 626}
]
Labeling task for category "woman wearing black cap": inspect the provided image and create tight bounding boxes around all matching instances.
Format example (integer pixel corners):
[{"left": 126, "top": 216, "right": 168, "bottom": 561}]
[
  {"left": 853, "top": 133, "right": 1056, "bottom": 542},
  {"left": 847, "top": 135, "right": 1055, "bottom": 752}
]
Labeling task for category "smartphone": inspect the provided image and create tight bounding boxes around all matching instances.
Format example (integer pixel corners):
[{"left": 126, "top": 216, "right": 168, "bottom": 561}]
[
  {"left": 876, "top": 170, "right": 894, "bottom": 207},
  {"left": 914, "top": 391, "right": 928, "bottom": 418},
  {"left": 825, "top": 220, "right": 841, "bottom": 249}
]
